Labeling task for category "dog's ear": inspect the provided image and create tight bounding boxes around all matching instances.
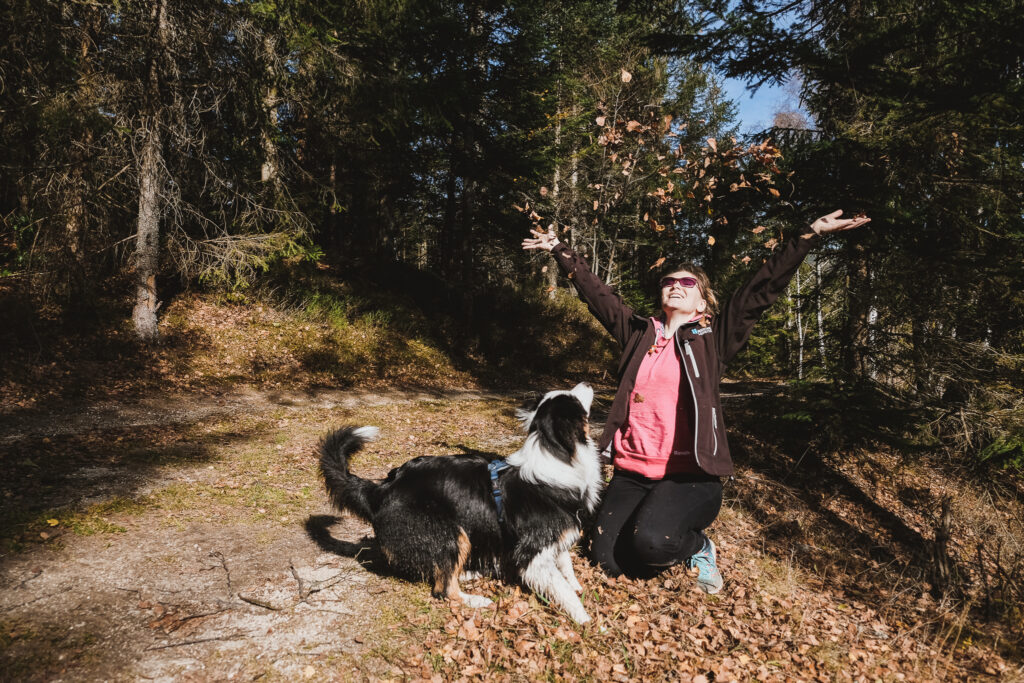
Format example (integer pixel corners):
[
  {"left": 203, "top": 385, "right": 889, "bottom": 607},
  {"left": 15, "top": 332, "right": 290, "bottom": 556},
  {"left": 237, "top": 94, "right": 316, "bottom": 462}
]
[
  {"left": 570, "top": 382, "right": 594, "bottom": 415},
  {"left": 516, "top": 394, "right": 542, "bottom": 431}
]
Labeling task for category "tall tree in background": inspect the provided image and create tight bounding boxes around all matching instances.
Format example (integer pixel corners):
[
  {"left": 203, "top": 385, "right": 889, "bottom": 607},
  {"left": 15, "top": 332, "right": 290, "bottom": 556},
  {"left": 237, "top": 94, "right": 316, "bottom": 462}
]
[{"left": 131, "top": 0, "right": 171, "bottom": 342}]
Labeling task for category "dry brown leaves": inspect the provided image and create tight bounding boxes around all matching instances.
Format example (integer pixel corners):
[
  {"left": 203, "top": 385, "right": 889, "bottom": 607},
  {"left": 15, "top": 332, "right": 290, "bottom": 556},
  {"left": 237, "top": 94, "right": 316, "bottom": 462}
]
[{"left": 397, "top": 524, "right": 1011, "bottom": 681}]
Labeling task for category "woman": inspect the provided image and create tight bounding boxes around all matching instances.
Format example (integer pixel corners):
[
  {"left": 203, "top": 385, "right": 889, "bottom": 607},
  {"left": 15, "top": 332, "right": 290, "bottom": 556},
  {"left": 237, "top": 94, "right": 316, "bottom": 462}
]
[{"left": 522, "top": 210, "right": 870, "bottom": 592}]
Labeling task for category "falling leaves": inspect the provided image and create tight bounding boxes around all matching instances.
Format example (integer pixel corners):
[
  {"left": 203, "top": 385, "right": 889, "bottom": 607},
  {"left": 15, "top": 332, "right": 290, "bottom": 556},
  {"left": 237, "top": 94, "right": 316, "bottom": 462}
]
[
  {"left": 649, "top": 256, "right": 666, "bottom": 270},
  {"left": 620, "top": 68, "right": 632, "bottom": 83},
  {"left": 764, "top": 237, "right": 779, "bottom": 250},
  {"left": 707, "top": 236, "right": 716, "bottom": 246},
  {"left": 752, "top": 225, "right": 767, "bottom": 234},
  {"left": 518, "top": 85, "right": 794, "bottom": 265}
]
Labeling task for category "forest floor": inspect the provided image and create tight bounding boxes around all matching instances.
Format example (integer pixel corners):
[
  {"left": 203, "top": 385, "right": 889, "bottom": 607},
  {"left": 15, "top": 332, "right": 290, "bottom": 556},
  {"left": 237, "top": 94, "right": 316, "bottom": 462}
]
[
  {"left": 2, "top": 383, "right": 1021, "bottom": 682},
  {"left": 1, "top": 293, "right": 1022, "bottom": 681}
]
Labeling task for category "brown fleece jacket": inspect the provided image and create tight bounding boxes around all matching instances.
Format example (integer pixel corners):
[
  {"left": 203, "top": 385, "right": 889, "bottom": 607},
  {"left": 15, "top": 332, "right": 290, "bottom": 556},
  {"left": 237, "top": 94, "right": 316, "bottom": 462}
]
[{"left": 552, "top": 229, "right": 819, "bottom": 477}]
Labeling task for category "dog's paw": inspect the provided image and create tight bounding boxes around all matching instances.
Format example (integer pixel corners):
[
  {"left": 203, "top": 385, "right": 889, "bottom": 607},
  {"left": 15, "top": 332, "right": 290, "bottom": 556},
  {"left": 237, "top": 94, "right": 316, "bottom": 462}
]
[
  {"left": 570, "top": 609, "right": 591, "bottom": 624},
  {"left": 569, "top": 578, "right": 584, "bottom": 594},
  {"left": 459, "top": 592, "right": 493, "bottom": 609},
  {"left": 459, "top": 570, "right": 482, "bottom": 582}
]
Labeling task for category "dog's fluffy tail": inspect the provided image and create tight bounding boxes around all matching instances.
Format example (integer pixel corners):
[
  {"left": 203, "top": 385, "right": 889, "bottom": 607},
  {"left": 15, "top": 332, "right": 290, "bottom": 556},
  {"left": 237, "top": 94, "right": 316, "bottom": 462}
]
[{"left": 319, "top": 426, "right": 382, "bottom": 522}]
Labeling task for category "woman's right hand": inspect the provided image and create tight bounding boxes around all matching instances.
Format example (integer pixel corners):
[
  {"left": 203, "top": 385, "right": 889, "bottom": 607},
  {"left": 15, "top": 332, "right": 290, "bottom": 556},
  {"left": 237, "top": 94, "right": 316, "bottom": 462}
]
[{"left": 521, "top": 227, "right": 559, "bottom": 252}]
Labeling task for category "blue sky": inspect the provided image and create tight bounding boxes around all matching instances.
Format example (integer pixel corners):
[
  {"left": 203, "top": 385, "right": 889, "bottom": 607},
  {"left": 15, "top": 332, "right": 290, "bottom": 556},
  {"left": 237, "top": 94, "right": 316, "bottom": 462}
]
[{"left": 721, "top": 77, "right": 797, "bottom": 135}]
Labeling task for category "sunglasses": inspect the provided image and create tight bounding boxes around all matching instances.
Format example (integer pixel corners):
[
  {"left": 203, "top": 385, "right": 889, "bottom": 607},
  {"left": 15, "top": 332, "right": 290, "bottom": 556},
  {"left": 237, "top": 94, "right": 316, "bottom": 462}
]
[{"left": 660, "top": 276, "right": 698, "bottom": 289}]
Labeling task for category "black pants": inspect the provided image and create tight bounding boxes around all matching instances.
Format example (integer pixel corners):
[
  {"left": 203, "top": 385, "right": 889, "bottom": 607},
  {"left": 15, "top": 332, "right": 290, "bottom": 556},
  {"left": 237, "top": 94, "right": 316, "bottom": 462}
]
[{"left": 589, "top": 470, "right": 722, "bottom": 578}]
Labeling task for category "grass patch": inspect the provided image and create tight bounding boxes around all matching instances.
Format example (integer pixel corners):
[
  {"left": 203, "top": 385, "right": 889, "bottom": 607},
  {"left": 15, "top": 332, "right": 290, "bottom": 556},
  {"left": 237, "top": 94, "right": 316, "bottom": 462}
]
[{"left": 1, "top": 496, "right": 152, "bottom": 550}]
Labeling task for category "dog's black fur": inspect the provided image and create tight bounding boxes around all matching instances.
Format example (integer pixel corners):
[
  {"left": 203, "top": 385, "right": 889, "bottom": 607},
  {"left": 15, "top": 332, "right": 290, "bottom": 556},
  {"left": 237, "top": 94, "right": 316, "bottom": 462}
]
[{"left": 318, "top": 383, "right": 602, "bottom": 622}]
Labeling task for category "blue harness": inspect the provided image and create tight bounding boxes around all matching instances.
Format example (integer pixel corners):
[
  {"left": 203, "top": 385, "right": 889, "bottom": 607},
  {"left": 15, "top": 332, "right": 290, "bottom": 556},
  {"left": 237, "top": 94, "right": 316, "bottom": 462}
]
[{"left": 487, "top": 459, "right": 512, "bottom": 521}]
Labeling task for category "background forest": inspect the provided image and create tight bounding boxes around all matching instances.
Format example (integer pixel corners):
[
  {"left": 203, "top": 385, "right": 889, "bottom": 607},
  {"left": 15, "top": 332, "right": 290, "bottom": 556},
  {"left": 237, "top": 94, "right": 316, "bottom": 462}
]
[
  {"left": 4, "top": 0, "right": 1021, "bottom": 465},
  {"left": 2, "top": 0, "right": 1024, "bottom": 672}
]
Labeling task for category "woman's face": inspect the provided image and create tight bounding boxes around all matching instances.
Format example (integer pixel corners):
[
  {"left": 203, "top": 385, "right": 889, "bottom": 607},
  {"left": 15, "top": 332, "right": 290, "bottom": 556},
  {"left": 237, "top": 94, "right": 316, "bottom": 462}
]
[{"left": 660, "top": 270, "right": 707, "bottom": 318}]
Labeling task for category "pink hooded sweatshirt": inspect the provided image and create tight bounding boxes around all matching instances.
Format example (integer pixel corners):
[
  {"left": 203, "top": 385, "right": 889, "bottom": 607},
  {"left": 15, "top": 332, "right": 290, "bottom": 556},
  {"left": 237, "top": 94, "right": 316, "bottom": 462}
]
[{"left": 613, "top": 318, "right": 700, "bottom": 478}]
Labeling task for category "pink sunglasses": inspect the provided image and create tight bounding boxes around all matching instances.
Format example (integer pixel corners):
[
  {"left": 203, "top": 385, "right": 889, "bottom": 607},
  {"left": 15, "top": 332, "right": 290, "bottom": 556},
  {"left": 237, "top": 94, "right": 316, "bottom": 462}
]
[{"left": 660, "top": 276, "right": 698, "bottom": 289}]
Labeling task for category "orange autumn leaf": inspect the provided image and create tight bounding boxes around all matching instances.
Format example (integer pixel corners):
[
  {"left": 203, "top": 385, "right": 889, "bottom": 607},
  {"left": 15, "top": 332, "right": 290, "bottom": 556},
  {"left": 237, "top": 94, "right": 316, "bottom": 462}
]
[
  {"left": 649, "top": 256, "right": 666, "bottom": 271},
  {"left": 595, "top": 115, "right": 606, "bottom": 126},
  {"left": 768, "top": 187, "right": 780, "bottom": 198},
  {"left": 708, "top": 236, "right": 716, "bottom": 245},
  {"left": 620, "top": 68, "right": 632, "bottom": 83},
  {"left": 752, "top": 225, "right": 767, "bottom": 234},
  {"left": 707, "top": 137, "right": 717, "bottom": 153}
]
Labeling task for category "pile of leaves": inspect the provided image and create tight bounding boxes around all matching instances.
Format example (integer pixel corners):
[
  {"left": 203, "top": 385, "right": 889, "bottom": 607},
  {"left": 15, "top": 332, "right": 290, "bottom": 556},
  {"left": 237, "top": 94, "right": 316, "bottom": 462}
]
[{"left": 397, "top": 515, "right": 1011, "bottom": 681}]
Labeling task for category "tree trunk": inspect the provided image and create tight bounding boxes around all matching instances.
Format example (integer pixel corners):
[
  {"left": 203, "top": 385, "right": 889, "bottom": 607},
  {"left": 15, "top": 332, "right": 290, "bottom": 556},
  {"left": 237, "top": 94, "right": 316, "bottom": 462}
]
[
  {"left": 796, "top": 268, "right": 804, "bottom": 379},
  {"left": 260, "top": 33, "right": 279, "bottom": 187},
  {"left": 816, "top": 258, "right": 826, "bottom": 366},
  {"left": 547, "top": 91, "right": 562, "bottom": 298},
  {"left": 441, "top": 143, "right": 459, "bottom": 277},
  {"left": 132, "top": 0, "right": 168, "bottom": 343},
  {"left": 841, "top": 241, "right": 871, "bottom": 382},
  {"left": 785, "top": 281, "right": 794, "bottom": 370},
  {"left": 65, "top": 9, "right": 102, "bottom": 301}
]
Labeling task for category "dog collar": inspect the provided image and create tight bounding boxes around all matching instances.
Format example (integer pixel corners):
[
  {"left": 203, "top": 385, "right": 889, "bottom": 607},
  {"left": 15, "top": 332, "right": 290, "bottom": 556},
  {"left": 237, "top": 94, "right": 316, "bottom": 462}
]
[{"left": 488, "top": 459, "right": 512, "bottom": 521}]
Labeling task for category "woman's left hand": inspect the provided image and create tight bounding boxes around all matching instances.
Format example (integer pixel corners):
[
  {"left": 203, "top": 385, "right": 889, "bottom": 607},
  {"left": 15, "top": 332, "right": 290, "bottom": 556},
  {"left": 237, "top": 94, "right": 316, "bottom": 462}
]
[{"left": 810, "top": 210, "right": 871, "bottom": 235}]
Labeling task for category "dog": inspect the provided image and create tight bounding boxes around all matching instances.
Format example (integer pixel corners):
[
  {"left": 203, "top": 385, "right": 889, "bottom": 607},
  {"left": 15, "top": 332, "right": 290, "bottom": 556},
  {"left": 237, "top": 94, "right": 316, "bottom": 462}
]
[{"left": 318, "top": 382, "right": 602, "bottom": 623}]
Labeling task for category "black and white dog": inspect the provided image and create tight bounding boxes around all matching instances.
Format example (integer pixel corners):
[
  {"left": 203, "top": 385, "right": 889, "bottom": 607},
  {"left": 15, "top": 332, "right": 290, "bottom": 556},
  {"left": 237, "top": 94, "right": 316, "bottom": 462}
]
[{"left": 318, "top": 382, "right": 602, "bottom": 623}]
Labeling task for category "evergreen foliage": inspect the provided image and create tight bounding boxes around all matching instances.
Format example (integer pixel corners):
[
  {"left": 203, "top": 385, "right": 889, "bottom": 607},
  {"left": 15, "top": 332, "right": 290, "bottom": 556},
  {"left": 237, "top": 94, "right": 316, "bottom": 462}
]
[
  {"left": 663, "top": 0, "right": 1024, "bottom": 465},
  {"left": 1, "top": 0, "right": 1020, "bottom": 466}
]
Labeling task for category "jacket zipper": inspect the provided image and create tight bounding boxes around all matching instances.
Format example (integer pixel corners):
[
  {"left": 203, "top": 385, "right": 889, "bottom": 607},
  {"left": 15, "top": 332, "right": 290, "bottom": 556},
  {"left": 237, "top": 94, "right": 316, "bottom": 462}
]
[{"left": 678, "top": 338, "right": 703, "bottom": 471}]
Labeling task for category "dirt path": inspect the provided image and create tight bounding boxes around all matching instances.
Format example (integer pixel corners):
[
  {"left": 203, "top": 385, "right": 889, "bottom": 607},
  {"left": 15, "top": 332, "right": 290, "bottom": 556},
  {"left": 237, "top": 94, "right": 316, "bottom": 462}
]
[{"left": 0, "top": 386, "right": 509, "bottom": 681}]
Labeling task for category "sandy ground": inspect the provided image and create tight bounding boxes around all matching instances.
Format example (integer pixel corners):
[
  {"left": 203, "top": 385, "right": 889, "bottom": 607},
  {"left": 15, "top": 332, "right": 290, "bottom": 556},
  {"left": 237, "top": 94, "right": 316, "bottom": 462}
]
[
  {"left": 0, "top": 387, "right": 505, "bottom": 682},
  {"left": 2, "top": 513, "right": 392, "bottom": 681}
]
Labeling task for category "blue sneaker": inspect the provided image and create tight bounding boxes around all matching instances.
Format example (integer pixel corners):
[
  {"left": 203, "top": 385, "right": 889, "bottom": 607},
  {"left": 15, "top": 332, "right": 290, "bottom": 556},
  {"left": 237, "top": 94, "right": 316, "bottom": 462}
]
[{"left": 688, "top": 536, "right": 723, "bottom": 594}]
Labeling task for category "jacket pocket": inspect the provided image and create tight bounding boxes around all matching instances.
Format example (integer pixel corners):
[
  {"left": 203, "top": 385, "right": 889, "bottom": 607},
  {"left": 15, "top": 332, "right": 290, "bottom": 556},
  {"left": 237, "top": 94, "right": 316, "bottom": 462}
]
[
  {"left": 711, "top": 407, "right": 718, "bottom": 456},
  {"left": 684, "top": 342, "right": 701, "bottom": 378}
]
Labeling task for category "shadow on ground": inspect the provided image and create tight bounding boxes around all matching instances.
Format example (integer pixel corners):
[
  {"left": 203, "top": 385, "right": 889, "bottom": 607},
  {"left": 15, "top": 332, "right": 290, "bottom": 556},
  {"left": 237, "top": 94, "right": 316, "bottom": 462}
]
[
  {"left": 724, "top": 387, "right": 946, "bottom": 601},
  {"left": 0, "top": 406, "right": 273, "bottom": 557}
]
